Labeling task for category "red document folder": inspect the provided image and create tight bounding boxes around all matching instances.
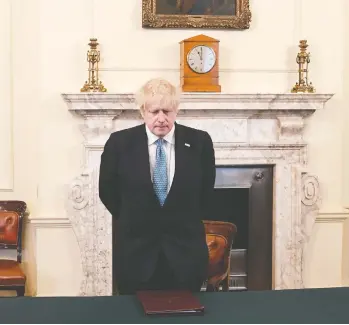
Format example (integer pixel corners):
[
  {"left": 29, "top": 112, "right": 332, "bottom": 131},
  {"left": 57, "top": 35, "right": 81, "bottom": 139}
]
[{"left": 136, "top": 290, "right": 205, "bottom": 316}]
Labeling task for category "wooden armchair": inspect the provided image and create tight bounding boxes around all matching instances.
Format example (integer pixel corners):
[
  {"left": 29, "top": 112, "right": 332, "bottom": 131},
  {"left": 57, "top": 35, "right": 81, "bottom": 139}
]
[
  {"left": 0, "top": 201, "right": 27, "bottom": 296},
  {"left": 203, "top": 220, "right": 237, "bottom": 292}
]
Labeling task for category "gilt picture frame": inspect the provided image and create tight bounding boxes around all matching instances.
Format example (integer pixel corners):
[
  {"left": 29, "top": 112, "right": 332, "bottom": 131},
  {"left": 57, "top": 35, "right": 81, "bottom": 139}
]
[{"left": 142, "top": 0, "right": 251, "bottom": 29}]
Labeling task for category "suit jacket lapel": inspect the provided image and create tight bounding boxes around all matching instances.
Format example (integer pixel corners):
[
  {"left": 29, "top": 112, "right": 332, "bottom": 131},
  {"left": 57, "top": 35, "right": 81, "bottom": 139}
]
[
  {"left": 164, "top": 123, "right": 188, "bottom": 206},
  {"left": 129, "top": 124, "right": 156, "bottom": 198}
]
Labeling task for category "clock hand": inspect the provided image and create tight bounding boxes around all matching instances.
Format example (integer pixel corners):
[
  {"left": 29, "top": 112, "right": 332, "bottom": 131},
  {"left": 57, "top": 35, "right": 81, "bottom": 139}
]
[{"left": 197, "top": 48, "right": 202, "bottom": 60}]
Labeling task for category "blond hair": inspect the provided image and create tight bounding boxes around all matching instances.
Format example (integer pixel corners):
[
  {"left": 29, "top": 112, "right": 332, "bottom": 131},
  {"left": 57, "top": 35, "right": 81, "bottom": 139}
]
[{"left": 135, "top": 78, "right": 181, "bottom": 113}]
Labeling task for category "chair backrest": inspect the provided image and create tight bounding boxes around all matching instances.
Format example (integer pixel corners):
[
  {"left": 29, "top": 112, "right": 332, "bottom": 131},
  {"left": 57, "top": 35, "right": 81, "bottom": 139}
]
[
  {"left": 0, "top": 201, "right": 26, "bottom": 263},
  {"left": 203, "top": 220, "right": 237, "bottom": 291}
]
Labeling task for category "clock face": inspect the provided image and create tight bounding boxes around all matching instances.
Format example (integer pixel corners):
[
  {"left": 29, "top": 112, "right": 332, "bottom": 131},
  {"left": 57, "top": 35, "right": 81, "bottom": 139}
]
[{"left": 187, "top": 45, "right": 216, "bottom": 74}]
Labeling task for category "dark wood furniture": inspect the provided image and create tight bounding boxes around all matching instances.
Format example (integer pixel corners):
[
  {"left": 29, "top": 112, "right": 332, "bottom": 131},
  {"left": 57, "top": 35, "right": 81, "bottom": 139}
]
[
  {"left": 0, "top": 200, "right": 27, "bottom": 296},
  {"left": 204, "top": 220, "right": 237, "bottom": 292}
]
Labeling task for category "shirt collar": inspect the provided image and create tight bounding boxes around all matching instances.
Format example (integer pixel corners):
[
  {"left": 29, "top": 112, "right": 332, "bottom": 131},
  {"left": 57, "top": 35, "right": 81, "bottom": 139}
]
[{"left": 145, "top": 124, "right": 175, "bottom": 145}]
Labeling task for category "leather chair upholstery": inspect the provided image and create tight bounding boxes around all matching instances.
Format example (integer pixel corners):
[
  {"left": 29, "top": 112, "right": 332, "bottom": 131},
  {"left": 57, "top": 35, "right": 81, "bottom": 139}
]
[
  {"left": 0, "top": 201, "right": 27, "bottom": 296},
  {"left": 204, "top": 220, "right": 237, "bottom": 292}
]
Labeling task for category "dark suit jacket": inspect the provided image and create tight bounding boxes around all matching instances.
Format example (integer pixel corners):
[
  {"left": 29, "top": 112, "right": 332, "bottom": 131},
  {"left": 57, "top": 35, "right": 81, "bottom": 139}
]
[{"left": 98, "top": 122, "right": 216, "bottom": 293}]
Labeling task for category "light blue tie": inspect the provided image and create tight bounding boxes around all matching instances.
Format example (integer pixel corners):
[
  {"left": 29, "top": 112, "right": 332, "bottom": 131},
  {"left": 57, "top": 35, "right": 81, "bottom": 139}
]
[{"left": 153, "top": 138, "right": 168, "bottom": 206}]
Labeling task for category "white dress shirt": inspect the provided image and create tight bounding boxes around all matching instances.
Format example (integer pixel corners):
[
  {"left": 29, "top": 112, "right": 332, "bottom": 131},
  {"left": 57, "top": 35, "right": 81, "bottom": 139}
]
[{"left": 145, "top": 124, "right": 175, "bottom": 194}]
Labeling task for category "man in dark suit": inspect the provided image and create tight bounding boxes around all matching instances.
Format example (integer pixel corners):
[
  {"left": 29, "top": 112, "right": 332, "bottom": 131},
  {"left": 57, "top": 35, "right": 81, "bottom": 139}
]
[{"left": 99, "top": 78, "right": 216, "bottom": 295}]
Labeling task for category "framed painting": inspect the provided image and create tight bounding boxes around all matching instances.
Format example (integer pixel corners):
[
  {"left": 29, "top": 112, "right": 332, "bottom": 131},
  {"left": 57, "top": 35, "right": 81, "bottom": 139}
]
[{"left": 142, "top": 0, "right": 251, "bottom": 29}]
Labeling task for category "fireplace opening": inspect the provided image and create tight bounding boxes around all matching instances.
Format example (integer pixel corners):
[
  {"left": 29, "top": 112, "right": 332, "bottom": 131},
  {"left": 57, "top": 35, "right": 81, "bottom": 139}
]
[{"left": 204, "top": 165, "right": 274, "bottom": 292}]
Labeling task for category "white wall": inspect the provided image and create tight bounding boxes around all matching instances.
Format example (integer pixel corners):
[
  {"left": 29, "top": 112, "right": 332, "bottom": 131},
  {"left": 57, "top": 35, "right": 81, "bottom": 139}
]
[
  {"left": 0, "top": 0, "right": 13, "bottom": 191},
  {"left": 0, "top": 0, "right": 348, "bottom": 296}
]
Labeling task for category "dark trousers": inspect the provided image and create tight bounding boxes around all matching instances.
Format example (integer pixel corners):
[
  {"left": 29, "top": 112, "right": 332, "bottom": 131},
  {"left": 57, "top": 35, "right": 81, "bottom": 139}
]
[{"left": 117, "top": 251, "right": 204, "bottom": 295}]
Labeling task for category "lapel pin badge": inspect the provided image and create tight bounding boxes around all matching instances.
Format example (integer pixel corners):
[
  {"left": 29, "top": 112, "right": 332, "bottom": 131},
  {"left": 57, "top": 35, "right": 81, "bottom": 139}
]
[{"left": 185, "top": 143, "right": 190, "bottom": 147}]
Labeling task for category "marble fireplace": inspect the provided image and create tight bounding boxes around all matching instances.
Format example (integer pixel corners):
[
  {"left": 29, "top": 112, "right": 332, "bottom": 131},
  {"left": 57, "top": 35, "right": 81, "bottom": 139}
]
[{"left": 62, "top": 92, "right": 333, "bottom": 296}]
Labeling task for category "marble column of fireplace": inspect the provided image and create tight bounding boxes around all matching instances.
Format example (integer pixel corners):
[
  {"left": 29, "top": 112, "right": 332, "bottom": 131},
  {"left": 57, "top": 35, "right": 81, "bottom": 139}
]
[{"left": 62, "top": 92, "right": 333, "bottom": 296}]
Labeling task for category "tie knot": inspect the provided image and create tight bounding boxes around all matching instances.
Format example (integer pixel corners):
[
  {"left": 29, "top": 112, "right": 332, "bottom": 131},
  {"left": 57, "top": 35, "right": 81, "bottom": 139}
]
[{"left": 156, "top": 138, "right": 165, "bottom": 146}]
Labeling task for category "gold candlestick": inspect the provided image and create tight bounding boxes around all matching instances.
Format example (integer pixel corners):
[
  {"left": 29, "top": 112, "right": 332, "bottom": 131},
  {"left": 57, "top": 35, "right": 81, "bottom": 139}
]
[
  {"left": 291, "top": 40, "right": 315, "bottom": 93},
  {"left": 81, "top": 38, "right": 107, "bottom": 92}
]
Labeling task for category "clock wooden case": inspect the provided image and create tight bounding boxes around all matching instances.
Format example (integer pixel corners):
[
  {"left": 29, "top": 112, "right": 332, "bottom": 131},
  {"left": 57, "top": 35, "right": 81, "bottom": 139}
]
[{"left": 180, "top": 34, "right": 221, "bottom": 93}]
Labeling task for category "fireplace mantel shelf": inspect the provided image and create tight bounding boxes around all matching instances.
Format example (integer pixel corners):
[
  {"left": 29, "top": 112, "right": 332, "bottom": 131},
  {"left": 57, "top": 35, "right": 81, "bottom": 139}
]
[{"left": 62, "top": 92, "right": 333, "bottom": 118}]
